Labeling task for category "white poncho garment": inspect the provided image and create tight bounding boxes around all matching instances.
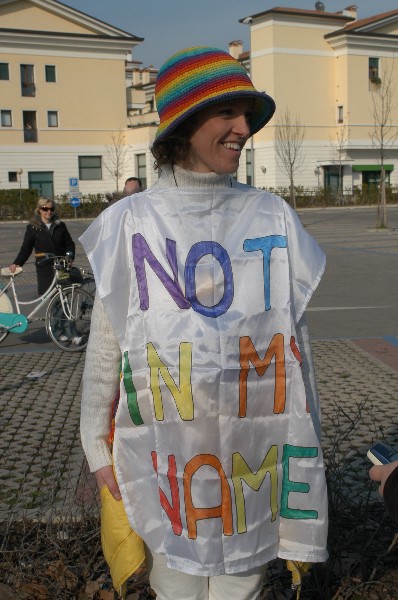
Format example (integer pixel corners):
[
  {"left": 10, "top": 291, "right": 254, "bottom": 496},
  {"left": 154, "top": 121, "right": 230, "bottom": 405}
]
[{"left": 80, "top": 186, "right": 328, "bottom": 576}]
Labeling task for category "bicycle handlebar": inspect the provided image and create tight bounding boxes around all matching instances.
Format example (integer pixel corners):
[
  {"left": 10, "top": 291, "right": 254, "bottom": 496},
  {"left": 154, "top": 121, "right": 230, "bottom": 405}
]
[{"left": 36, "top": 254, "right": 72, "bottom": 269}]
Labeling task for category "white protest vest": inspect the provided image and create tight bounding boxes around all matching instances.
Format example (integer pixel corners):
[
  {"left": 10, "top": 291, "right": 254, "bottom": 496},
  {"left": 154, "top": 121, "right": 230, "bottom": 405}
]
[{"left": 80, "top": 187, "right": 328, "bottom": 576}]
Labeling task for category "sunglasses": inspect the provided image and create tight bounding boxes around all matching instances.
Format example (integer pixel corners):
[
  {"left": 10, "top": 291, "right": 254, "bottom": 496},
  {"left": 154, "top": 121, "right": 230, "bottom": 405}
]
[{"left": 41, "top": 206, "right": 55, "bottom": 212}]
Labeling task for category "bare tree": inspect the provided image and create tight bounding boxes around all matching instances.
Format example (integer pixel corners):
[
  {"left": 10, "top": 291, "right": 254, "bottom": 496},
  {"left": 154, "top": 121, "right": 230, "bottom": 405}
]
[
  {"left": 103, "top": 130, "right": 129, "bottom": 191},
  {"left": 369, "top": 59, "right": 398, "bottom": 228},
  {"left": 329, "top": 127, "right": 348, "bottom": 206},
  {"left": 275, "top": 109, "right": 306, "bottom": 209}
]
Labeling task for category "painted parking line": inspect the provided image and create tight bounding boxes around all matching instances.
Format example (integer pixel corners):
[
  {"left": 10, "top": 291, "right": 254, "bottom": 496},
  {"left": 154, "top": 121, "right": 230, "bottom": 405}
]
[{"left": 307, "top": 306, "right": 393, "bottom": 311}]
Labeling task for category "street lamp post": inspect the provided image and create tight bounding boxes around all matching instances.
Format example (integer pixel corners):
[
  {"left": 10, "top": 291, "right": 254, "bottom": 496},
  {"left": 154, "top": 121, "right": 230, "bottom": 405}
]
[
  {"left": 17, "top": 168, "right": 23, "bottom": 216},
  {"left": 315, "top": 164, "right": 321, "bottom": 191}
]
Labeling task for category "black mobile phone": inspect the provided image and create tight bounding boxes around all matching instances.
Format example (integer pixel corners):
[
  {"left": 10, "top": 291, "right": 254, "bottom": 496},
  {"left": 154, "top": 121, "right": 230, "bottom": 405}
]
[{"left": 367, "top": 442, "right": 398, "bottom": 466}]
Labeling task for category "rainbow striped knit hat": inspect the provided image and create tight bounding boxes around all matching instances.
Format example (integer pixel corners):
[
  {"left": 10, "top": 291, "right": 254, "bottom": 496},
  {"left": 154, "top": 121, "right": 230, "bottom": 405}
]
[{"left": 155, "top": 46, "right": 275, "bottom": 141}]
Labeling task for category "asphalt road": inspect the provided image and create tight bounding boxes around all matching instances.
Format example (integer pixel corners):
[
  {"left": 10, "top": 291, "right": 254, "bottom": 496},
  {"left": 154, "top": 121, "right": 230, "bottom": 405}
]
[
  {"left": 1, "top": 205, "right": 397, "bottom": 353},
  {"left": 300, "top": 206, "right": 398, "bottom": 340}
]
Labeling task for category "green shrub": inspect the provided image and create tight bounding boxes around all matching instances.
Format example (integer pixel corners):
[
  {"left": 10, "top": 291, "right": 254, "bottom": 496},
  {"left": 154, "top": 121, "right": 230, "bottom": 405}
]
[
  {"left": 1, "top": 185, "right": 397, "bottom": 221},
  {"left": 263, "top": 185, "right": 398, "bottom": 208},
  {"left": 0, "top": 190, "right": 108, "bottom": 220},
  {"left": 0, "top": 189, "right": 39, "bottom": 220},
  {"left": 54, "top": 194, "right": 108, "bottom": 219}
]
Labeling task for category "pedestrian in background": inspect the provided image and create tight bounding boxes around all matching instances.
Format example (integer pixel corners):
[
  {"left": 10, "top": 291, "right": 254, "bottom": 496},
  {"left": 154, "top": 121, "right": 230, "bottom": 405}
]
[
  {"left": 105, "top": 191, "right": 125, "bottom": 205},
  {"left": 123, "top": 176, "right": 142, "bottom": 195},
  {"left": 105, "top": 177, "right": 143, "bottom": 206},
  {"left": 80, "top": 46, "right": 328, "bottom": 599},
  {"left": 9, "top": 197, "right": 75, "bottom": 295}
]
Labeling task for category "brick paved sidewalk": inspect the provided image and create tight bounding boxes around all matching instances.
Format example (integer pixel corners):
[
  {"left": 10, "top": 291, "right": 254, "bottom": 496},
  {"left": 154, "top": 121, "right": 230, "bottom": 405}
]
[
  {"left": 1, "top": 338, "right": 397, "bottom": 523},
  {"left": 0, "top": 351, "right": 87, "bottom": 521},
  {"left": 313, "top": 338, "right": 398, "bottom": 501}
]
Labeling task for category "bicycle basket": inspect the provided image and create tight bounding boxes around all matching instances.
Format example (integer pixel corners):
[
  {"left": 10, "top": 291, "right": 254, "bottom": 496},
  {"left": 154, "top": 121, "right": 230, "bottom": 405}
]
[
  {"left": 57, "top": 268, "right": 70, "bottom": 284},
  {"left": 69, "top": 266, "right": 84, "bottom": 284}
]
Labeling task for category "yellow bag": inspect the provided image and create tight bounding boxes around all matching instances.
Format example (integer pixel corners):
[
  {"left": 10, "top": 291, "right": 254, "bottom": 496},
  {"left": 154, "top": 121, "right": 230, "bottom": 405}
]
[
  {"left": 286, "top": 561, "right": 312, "bottom": 599},
  {"left": 100, "top": 485, "right": 146, "bottom": 597}
]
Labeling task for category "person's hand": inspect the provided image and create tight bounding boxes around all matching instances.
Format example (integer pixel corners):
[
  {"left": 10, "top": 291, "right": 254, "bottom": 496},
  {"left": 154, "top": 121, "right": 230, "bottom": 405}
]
[
  {"left": 95, "top": 465, "right": 122, "bottom": 501},
  {"left": 9, "top": 264, "right": 18, "bottom": 273},
  {"left": 369, "top": 460, "right": 398, "bottom": 496}
]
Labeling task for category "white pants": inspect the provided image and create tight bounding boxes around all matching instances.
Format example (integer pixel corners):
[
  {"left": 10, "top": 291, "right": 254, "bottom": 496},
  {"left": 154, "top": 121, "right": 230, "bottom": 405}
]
[{"left": 146, "top": 551, "right": 267, "bottom": 600}]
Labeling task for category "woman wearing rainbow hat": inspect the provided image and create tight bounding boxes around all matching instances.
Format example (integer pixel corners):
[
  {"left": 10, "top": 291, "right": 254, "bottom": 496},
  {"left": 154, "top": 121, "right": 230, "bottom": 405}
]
[{"left": 80, "top": 47, "right": 328, "bottom": 599}]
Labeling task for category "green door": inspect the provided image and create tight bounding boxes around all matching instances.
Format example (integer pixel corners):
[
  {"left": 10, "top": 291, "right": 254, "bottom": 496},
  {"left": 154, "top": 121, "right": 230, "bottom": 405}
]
[{"left": 28, "top": 171, "right": 54, "bottom": 198}]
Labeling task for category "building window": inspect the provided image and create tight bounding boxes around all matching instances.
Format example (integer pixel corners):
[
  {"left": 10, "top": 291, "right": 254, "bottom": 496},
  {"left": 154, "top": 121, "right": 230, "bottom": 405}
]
[
  {"left": 324, "top": 165, "right": 342, "bottom": 192},
  {"left": 246, "top": 149, "right": 252, "bottom": 185},
  {"left": 20, "top": 64, "right": 35, "bottom": 97},
  {"left": 363, "top": 170, "right": 390, "bottom": 187},
  {"left": 337, "top": 105, "right": 344, "bottom": 123},
  {"left": 0, "top": 63, "right": 9, "bottom": 80},
  {"left": 79, "top": 156, "right": 102, "bottom": 180},
  {"left": 136, "top": 153, "right": 147, "bottom": 188},
  {"left": 369, "top": 57, "right": 380, "bottom": 84},
  {"left": 8, "top": 172, "right": 18, "bottom": 182},
  {"left": 47, "top": 111, "right": 58, "bottom": 127},
  {"left": 23, "top": 111, "right": 38, "bottom": 142},
  {"left": 1, "top": 110, "right": 12, "bottom": 127},
  {"left": 45, "top": 65, "right": 56, "bottom": 82},
  {"left": 28, "top": 171, "right": 54, "bottom": 197}
]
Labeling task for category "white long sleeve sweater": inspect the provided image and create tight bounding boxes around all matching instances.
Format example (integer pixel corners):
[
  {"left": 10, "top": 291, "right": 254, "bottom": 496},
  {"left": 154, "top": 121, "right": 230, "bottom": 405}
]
[{"left": 80, "top": 165, "right": 320, "bottom": 472}]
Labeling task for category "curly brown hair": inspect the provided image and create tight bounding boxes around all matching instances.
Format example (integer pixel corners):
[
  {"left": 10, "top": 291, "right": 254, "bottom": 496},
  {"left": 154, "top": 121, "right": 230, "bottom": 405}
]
[{"left": 151, "top": 116, "right": 199, "bottom": 170}]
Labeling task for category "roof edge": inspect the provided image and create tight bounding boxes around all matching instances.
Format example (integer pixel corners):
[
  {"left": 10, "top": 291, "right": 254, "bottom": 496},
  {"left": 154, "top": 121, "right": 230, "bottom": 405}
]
[{"left": 240, "top": 6, "right": 355, "bottom": 24}]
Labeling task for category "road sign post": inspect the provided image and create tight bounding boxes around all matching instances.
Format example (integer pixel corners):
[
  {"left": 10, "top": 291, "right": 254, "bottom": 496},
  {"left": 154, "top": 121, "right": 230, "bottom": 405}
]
[
  {"left": 69, "top": 177, "right": 79, "bottom": 191},
  {"left": 68, "top": 178, "right": 80, "bottom": 218},
  {"left": 70, "top": 196, "right": 81, "bottom": 218}
]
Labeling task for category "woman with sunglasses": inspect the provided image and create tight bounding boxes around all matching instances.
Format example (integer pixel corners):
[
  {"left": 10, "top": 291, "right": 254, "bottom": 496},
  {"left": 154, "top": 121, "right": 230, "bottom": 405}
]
[{"left": 9, "top": 197, "right": 75, "bottom": 295}]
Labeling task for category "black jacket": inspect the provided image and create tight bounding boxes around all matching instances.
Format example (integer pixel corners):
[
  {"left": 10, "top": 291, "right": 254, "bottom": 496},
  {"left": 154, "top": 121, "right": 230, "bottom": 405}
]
[
  {"left": 14, "top": 215, "right": 75, "bottom": 295},
  {"left": 384, "top": 465, "right": 398, "bottom": 521}
]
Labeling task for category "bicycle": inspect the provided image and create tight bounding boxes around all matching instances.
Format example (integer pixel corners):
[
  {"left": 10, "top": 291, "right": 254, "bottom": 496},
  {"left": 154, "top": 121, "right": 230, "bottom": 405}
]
[{"left": 0, "top": 255, "right": 94, "bottom": 351}]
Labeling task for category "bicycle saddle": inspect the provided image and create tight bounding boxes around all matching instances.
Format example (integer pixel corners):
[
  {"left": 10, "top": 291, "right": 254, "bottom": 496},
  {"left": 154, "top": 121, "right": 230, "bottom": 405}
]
[{"left": 1, "top": 267, "right": 24, "bottom": 277}]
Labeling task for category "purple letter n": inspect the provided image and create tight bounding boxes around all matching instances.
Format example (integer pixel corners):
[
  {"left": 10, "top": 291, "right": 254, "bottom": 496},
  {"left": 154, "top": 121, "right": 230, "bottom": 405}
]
[{"left": 132, "top": 234, "right": 190, "bottom": 311}]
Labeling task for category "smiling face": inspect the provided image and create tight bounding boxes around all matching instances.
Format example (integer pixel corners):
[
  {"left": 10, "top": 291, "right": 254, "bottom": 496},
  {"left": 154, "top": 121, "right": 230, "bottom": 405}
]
[
  {"left": 179, "top": 99, "right": 252, "bottom": 175},
  {"left": 39, "top": 201, "right": 55, "bottom": 224}
]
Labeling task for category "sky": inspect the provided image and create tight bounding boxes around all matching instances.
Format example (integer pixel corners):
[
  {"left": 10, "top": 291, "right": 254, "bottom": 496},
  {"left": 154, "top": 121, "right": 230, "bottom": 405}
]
[{"left": 61, "top": 0, "right": 398, "bottom": 68}]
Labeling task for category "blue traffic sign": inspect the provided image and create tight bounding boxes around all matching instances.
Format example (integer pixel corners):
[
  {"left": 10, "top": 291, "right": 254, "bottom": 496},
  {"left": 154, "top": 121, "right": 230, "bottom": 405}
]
[
  {"left": 69, "top": 177, "right": 79, "bottom": 188},
  {"left": 70, "top": 197, "right": 81, "bottom": 208}
]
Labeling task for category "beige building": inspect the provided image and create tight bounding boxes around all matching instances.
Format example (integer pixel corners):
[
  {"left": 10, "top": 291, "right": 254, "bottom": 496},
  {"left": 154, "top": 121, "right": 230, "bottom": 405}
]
[
  {"left": 128, "top": 4, "right": 398, "bottom": 193},
  {"left": 0, "top": 0, "right": 146, "bottom": 197},
  {"left": 241, "top": 5, "right": 398, "bottom": 191},
  {"left": 1, "top": 1, "right": 398, "bottom": 197}
]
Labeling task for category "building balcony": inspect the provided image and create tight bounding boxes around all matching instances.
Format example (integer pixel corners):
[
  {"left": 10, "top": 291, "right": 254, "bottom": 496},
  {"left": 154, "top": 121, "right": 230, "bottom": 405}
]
[{"left": 24, "top": 128, "right": 38, "bottom": 142}]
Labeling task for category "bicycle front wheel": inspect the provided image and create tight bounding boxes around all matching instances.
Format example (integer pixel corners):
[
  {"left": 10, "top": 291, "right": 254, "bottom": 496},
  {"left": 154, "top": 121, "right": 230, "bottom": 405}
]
[
  {"left": 0, "top": 289, "right": 13, "bottom": 343},
  {"left": 46, "top": 286, "right": 93, "bottom": 351}
]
